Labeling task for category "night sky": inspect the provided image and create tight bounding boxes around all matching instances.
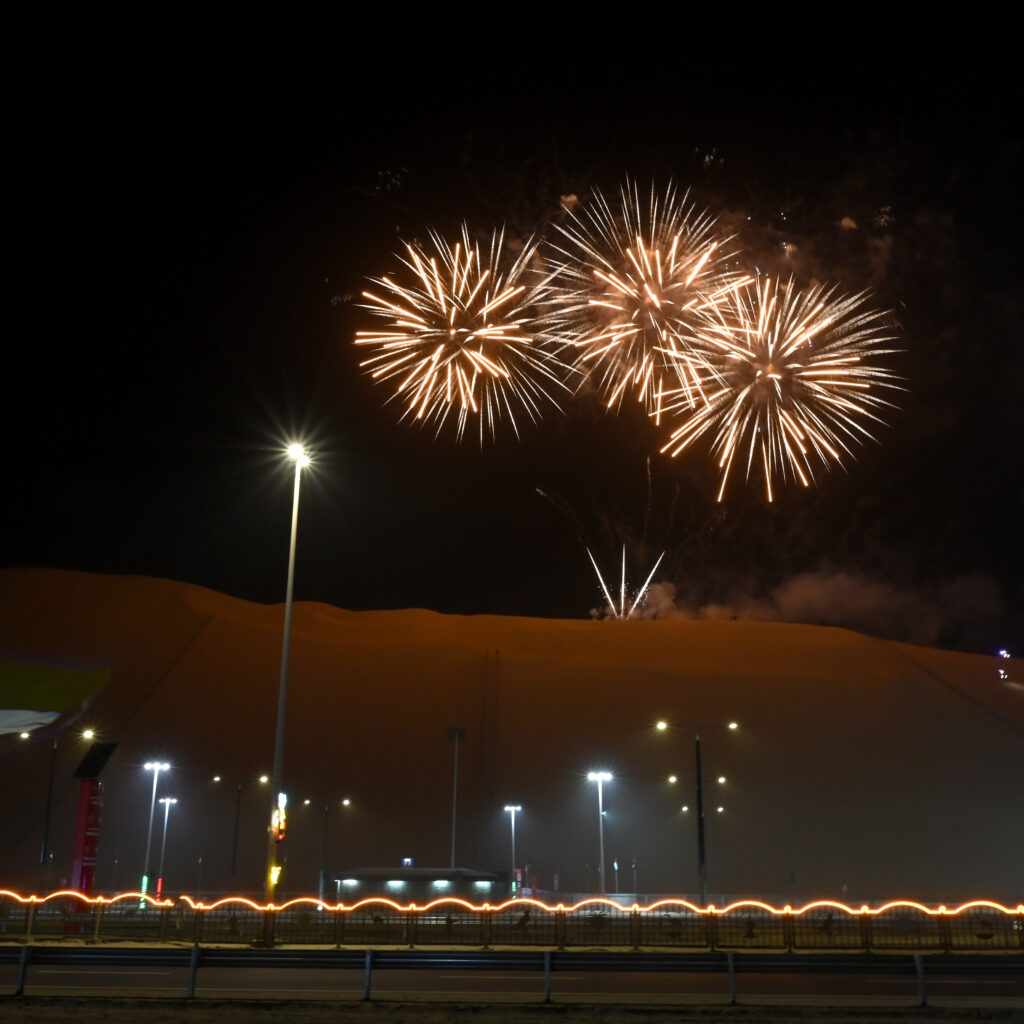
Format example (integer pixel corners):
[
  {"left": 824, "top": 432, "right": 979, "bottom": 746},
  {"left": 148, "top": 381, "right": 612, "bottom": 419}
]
[{"left": 5, "top": 36, "right": 1021, "bottom": 656}]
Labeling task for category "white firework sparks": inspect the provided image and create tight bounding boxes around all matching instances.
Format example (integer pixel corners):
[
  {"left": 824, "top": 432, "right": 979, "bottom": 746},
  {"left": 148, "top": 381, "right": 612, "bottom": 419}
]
[
  {"left": 547, "top": 181, "right": 749, "bottom": 411},
  {"left": 355, "top": 225, "right": 570, "bottom": 443},
  {"left": 657, "top": 275, "right": 902, "bottom": 501},
  {"left": 588, "top": 545, "right": 666, "bottom": 619}
]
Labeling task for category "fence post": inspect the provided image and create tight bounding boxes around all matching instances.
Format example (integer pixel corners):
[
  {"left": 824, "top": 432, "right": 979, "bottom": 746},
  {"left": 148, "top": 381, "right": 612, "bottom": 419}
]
[
  {"left": 362, "top": 949, "right": 373, "bottom": 1001},
  {"left": 159, "top": 904, "right": 170, "bottom": 941},
  {"left": 555, "top": 908, "right": 565, "bottom": 950},
  {"left": 630, "top": 907, "right": 641, "bottom": 949},
  {"left": 25, "top": 902, "right": 36, "bottom": 943},
  {"left": 92, "top": 901, "right": 105, "bottom": 942},
  {"left": 937, "top": 913, "right": 952, "bottom": 953},
  {"left": 482, "top": 909, "right": 492, "bottom": 949},
  {"left": 783, "top": 908, "right": 795, "bottom": 952},
  {"left": 186, "top": 943, "right": 201, "bottom": 999},
  {"left": 192, "top": 907, "right": 205, "bottom": 945},
  {"left": 859, "top": 912, "right": 873, "bottom": 952},
  {"left": 706, "top": 910, "right": 718, "bottom": 951},
  {"left": 333, "top": 904, "right": 344, "bottom": 948},
  {"left": 406, "top": 909, "right": 416, "bottom": 948},
  {"left": 15, "top": 944, "right": 30, "bottom": 996},
  {"left": 261, "top": 908, "right": 275, "bottom": 947},
  {"left": 912, "top": 953, "right": 927, "bottom": 1007}
]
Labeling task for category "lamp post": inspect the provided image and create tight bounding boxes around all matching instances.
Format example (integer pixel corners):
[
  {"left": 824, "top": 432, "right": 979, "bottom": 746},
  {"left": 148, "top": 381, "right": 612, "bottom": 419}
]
[
  {"left": 586, "top": 771, "right": 612, "bottom": 894},
  {"left": 656, "top": 720, "right": 737, "bottom": 905},
  {"left": 319, "top": 797, "right": 352, "bottom": 903},
  {"left": 23, "top": 727, "right": 94, "bottom": 874},
  {"left": 156, "top": 797, "right": 177, "bottom": 899},
  {"left": 214, "top": 772, "right": 270, "bottom": 876},
  {"left": 448, "top": 727, "right": 466, "bottom": 869},
  {"left": 140, "top": 761, "right": 170, "bottom": 898},
  {"left": 265, "top": 442, "right": 311, "bottom": 904},
  {"left": 504, "top": 804, "right": 521, "bottom": 897}
]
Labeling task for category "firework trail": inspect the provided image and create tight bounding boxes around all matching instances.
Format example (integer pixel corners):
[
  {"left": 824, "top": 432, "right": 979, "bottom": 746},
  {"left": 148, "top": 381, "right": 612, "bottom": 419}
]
[
  {"left": 547, "top": 181, "right": 749, "bottom": 412},
  {"left": 657, "top": 276, "right": 901, "bottom": 501},
  {"left": 355, "top": 225, "right": 571, "bottom": 443},
  {"left": 587, "top": 545, "right": 666, "bottom": 619}
]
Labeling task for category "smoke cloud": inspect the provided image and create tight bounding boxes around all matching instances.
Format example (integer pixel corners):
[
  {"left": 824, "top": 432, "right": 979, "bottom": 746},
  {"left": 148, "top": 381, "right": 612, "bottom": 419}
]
[{"left": 632, "top": 569, "right": 1003, "bottom": 647}]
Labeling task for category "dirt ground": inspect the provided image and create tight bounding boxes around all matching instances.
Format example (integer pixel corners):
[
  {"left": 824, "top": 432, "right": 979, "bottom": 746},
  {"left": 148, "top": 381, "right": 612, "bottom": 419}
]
[{"left": 0, "top": 1000, "right": 1022, "bottom": 1024}]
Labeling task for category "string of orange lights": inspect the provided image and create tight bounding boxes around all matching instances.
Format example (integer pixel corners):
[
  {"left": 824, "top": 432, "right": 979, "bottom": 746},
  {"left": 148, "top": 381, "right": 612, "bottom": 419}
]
[{"left": 2, "top": 890, "right": 1021, "bottom": 916}]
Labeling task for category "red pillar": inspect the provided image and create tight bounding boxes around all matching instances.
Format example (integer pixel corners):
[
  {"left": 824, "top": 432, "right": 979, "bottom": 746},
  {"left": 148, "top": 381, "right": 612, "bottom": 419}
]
[{"left": 70, "top": 779, "right": 102, "bottom": 895}]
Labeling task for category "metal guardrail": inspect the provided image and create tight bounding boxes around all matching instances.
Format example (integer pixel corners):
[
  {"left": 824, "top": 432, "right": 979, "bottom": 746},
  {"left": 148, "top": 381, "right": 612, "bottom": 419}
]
[
  {"left": 2, "top": 892, "right": 1022, "bottom": 953},
  {"left": 1, "top": 944, "right": 1021, "bottom": 1006}
]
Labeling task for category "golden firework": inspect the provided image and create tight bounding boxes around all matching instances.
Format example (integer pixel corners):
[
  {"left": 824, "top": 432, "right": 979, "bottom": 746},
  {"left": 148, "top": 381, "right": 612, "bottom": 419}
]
[
  {"left": 356, "top": 225, "right": 569, "bottom": 442},
  {"left": 657, "top": 276, "right": 901, "bottom": 501},
  {"left": 548, "top": 181, "right": 749, "bottom": 411}
]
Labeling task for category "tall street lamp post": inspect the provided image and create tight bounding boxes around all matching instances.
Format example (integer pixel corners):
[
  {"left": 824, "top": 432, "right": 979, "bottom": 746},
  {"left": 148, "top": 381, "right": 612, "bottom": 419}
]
[
  {"left": 448, "top": 727, "right": 466, "bottom": 869},
  {"left": 656, "top": 720, "right": 737, "bottom": 905},
  {"left": 23, "top": 727, "right": 94, "bottom": 879},
  {"left": 319, "top": 797, "right": 351, "bottom": 903},
  {"left": 265, "top": 443, "right": 311, "bottom": 904},
  {"left": 140, "top": 761, "right": 170, "bottom": 898},
  {"left": 213, "top": 773, "right": 269, "bottom": 877},
  {"left": 586, "top": 771, "right": 612, "bottom": 894},
  {"left": 156, "top": 796, "right": 177, "bottom": 899},
  {"left": 504, "top": 804, "right": 521, "bottom": 896}
]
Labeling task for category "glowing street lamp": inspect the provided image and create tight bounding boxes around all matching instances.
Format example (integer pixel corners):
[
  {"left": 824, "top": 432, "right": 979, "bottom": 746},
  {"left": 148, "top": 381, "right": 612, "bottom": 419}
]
[
  {"left": 265, "top": 442, "right": 311, "bottom": 903},
  {"left": 26, "top": 727, "right": 96, "bottom": 873},
  {"left": 156, "top": 797, "right": 177, "bottom": 899},
  {"left": 504, "top": 804, "right": 521, "bottom": 896},
  {"left": 655, "top": 720, "right": 738, "bottom": 905},
  {"left": 318, "top": 797, "right": 353, "bottom": 903},
  {"left": 586, "top": 771, "right": 612, "bottom": 894},
  {"left": 140, "top": 761, "right": 170, "bottom": 898}
]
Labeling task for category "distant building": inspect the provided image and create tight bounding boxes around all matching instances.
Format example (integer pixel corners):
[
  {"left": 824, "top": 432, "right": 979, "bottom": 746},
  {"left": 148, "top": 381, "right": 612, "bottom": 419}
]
[{"left": 334, "top": 867, "right": 499, "bottom": 901}]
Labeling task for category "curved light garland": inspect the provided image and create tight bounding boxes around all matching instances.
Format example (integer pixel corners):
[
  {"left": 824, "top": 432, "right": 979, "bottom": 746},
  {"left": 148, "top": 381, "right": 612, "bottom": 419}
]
[{"left": 2, "top": 890, "right": 1021, "bottom": 917}]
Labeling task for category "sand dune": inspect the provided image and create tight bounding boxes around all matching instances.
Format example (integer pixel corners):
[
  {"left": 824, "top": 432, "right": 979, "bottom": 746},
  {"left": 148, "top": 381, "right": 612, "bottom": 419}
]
[{"left": 1, "top": 569, "right": 1020, "bottom": 903}]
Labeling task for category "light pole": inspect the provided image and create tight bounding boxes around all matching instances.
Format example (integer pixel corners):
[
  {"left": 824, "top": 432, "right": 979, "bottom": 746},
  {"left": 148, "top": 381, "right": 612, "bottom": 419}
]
[
  {"left": 504, "top": 804, "right": 521, "bottom": 896},
  {"left": 586, "top": 771, "right": 612, "bottom": 894},
  {"left": 448, "top": 727, "right": 466, "bottom": 869},
  {"left": 23, "top": 727, "right": 94, "bottom": 875},
  {"left": 656, "top": 719, "right": 737, "bottom": 905},
  {"left": 265, "top": 442, "right": 311, "bottom": 904},
  {"left": 140, "top": 761, "right": 170, "bottom": 898},
  {"left": 319, "top": 798, "right": 352, "bottom": 903},
  {"left": 214, "top": 772, "right": 269, "bottom": 876},
  {"left": 156, "top": 797, "right": 177, "bottom": 899}
]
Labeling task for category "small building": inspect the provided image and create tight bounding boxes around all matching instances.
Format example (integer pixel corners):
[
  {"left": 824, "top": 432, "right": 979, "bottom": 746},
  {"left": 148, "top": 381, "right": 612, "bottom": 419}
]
[{"left": 333, "top": 866, "right": 500, "bottom": 902}]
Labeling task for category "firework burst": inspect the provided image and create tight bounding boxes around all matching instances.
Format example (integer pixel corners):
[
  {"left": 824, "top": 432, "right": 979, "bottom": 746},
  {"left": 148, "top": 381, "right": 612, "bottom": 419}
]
[
  {"left": 587, "top": 545, "right": 666, "bottom": 620},
  {"left": 656, "top": 276, "right": 901, "bottom": 501},
  {"left": 547, "top": 181, "right": 748, "bottom": 412},
  {"left": 355, "top": 225, "right": 570, "bottom": 442}
]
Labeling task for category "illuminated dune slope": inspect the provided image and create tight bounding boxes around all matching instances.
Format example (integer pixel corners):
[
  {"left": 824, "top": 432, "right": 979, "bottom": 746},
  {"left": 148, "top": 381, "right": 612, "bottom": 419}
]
[{"left": 1, "top": 568, "right": 1021, "bottom": 902}]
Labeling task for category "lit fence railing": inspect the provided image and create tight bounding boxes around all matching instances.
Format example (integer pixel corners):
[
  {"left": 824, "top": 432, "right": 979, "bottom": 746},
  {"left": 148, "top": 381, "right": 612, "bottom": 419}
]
[{"left": 1, "top": 891, "right": 1022, "bottom": 953}]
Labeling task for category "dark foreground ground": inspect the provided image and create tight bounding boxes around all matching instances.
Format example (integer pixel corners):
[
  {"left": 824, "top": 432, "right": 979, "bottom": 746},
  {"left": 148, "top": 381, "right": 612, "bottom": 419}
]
[{"left": 1, "top": 1002, "right": 1022, "bottom": 1023}]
